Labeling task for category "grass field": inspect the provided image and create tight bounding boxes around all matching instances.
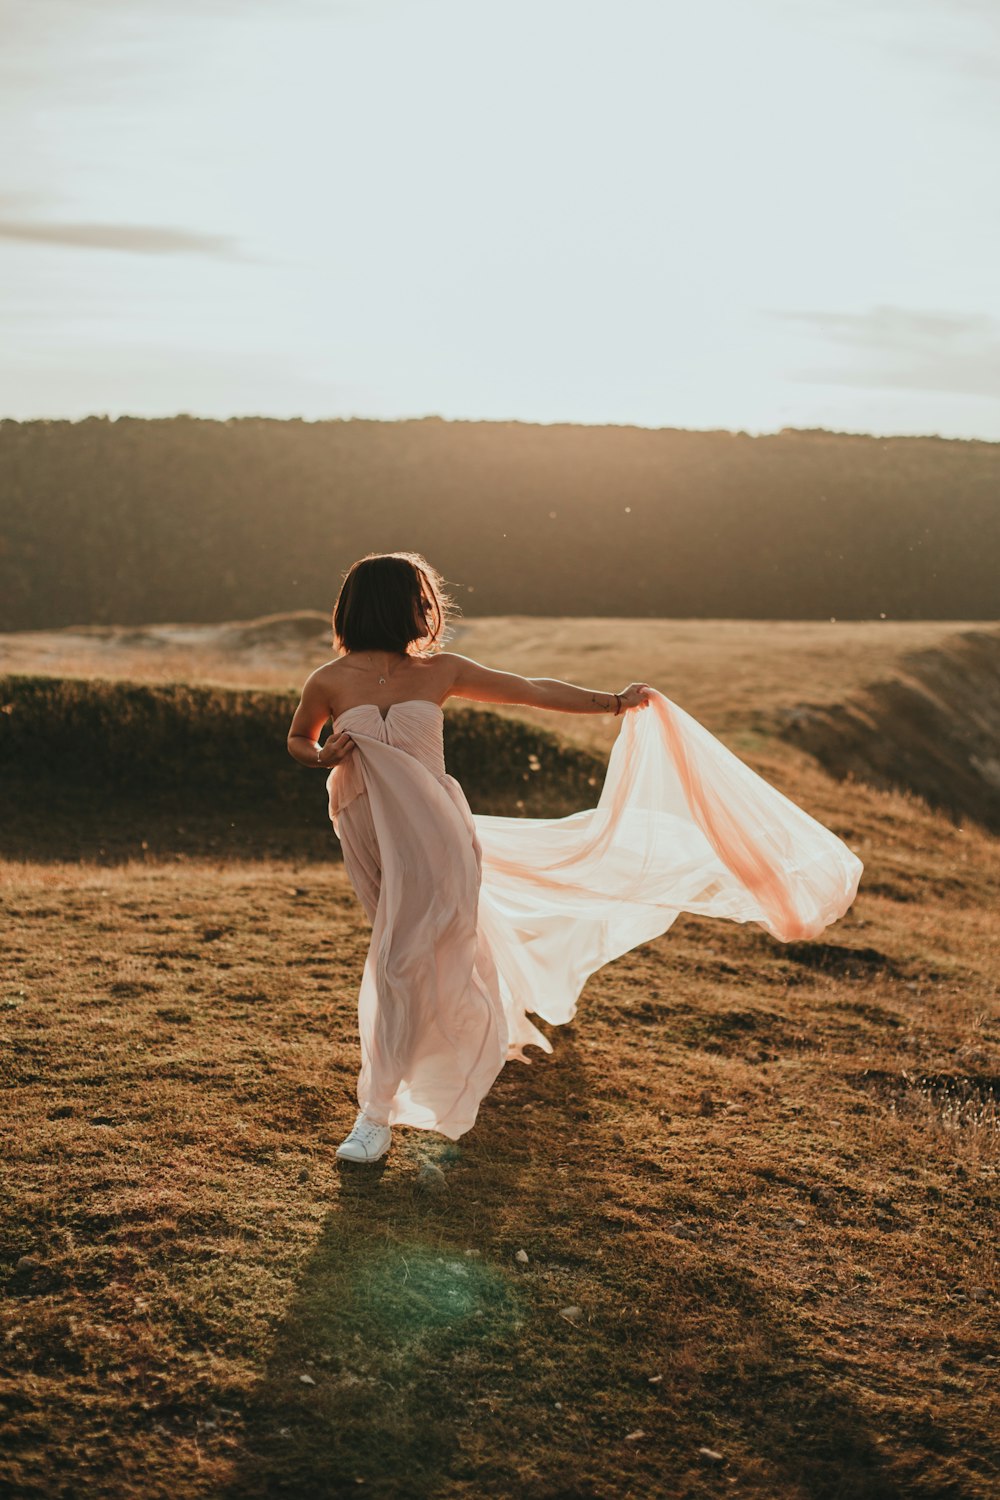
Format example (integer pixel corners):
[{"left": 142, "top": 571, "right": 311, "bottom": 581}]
[
  {"left": 1, "top": 613, "right": 989, "bottom": 749},
  {"left": 2, "top": 619, "right": 998, "bottom": 1498}
]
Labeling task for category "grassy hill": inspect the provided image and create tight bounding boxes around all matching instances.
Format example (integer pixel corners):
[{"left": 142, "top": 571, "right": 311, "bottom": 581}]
[
  {"left": 1, "top": 416, "right": 998, "bottom": 630},
  {"left": 3, "top": 615, "right": 999, "bottom": 856},
  {"left": 1, "top": 618, "right": 997, "bottom": 1497},
  {"left": 0, "top": 673, "right": 603, "bottom": 864}
]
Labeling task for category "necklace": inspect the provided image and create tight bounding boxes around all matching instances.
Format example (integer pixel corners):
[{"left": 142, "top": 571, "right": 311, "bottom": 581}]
[{"left": 371, "top": 650, "right": 402, "bottom": 686}]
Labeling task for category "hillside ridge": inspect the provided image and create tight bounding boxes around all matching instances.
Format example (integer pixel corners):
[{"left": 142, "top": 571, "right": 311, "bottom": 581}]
[
  {"left": 778, "top": 625, "right": 1000, "bottom": 833},
  {"left": 3, "top": 416, "right": 999, "bottom": 628}
]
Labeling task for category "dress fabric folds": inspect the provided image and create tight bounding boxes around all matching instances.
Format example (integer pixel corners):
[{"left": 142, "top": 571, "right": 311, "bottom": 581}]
[{"left": 326, "top": 691, "right": 863, "bottom": 1141}]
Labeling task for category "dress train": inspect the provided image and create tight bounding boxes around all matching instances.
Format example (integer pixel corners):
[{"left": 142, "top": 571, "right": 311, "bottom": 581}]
[{"left": 327, "top": 690, "right": 863, "bottom": 1140}]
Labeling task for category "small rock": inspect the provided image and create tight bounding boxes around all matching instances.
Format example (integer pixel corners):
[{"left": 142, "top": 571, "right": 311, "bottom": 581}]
[
  {"left": 970, "top": 1288, "right": 992, "bottom": 1303},
  {"left": 668, "top": 1221, "right": 696, "bottom": 1241},
  {"left": 299, "top": 1373, "right": 316, "bottom": 1385},
  {"left": 515, "top": 1249, "right": 529, "bottom": 1264},
  {"left": 417, "top": 1163, "right": 448, "bottom": 1193},
  {"left": 558, "top": 1305, "right": 583, "bottom": 1324},
  {"left": 464, "top": 1248, "right": 481, "bottom": 1257},
  {"left": 699, "top": 1447, "right": 724, "bottom": 1463},
  {"left": 16, "top": 1256, "right": 40, "bottom": 1273},
  {"left": 624, "top": 1429, "right": 645, "bottom": 1442},
  {"left": 647, "top": 1374, "right": 663, "bottom": 1384},
  {"left": 792, "top": 1217, "right": 807, "bottom": 1229}
]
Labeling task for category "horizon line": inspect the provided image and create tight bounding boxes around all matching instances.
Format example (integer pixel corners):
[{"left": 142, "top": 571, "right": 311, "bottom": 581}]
[{"left": 0, "top": 413, "right": 997, "bottom": 446}]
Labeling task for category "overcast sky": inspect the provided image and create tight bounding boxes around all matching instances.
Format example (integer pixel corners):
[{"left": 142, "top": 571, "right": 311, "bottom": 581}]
[{"left": 2, "top": 0, "right": 997, "bottom": 437}]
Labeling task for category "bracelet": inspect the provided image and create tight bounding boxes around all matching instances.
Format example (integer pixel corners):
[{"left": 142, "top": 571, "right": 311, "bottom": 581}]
[{"left": 613, "top": 693, "right": 622, "bottom": 716}]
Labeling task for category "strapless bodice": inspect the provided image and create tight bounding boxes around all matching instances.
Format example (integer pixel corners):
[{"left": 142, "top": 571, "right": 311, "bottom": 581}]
[
  {"left": 327, "top": 701, "right": 447, "bottom": 826},
  {"left": 333, "top": 700, "right": 445, "bottom": 772}
]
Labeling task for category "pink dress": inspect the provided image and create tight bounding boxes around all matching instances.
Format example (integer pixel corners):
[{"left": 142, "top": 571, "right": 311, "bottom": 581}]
[{"left": 326, "top": 691, "right": 863, "bottom": 1141}]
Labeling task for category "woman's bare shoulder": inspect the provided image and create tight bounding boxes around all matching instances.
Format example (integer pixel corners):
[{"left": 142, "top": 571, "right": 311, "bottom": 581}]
[
  {"left": 435, "top": 650, "right": 488, "bottom": 673},
  {"left": 295, "top": 657, "right": 353, "bottom": 711},
  {"left": 434, "top": 651, "right": 487, "bottom": 687},
  {"left": 300, "top": 657, "right": 346, "bottom": 688}
]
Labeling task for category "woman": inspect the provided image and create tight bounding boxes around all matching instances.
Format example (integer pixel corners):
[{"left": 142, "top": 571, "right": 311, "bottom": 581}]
[{"left": 288, "top": 551, "right": 863, "bottom": 1164}]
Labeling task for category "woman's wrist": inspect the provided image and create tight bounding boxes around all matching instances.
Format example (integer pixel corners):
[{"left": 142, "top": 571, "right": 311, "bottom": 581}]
[{"left": 588, "top": 690, "right": 621, "bottom": 715}]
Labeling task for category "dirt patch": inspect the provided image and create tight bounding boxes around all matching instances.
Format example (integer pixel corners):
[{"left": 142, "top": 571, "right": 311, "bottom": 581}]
[
  {"left": 850, "top": 1069, "right": 1000, "bottom": 1135},
  {"left": 779, "top": 942, "right": 903, "bottom": 980}
]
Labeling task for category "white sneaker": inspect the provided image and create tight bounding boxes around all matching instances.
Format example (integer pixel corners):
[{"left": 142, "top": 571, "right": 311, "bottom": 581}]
[{"left": 335, "top": 1110, "right": 392, "bottom": 1163}]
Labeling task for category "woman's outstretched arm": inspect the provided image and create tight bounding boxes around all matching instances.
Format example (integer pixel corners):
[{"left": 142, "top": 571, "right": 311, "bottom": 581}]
[{"left": 442, "top": 653, "right": 650, "bottom": 715}]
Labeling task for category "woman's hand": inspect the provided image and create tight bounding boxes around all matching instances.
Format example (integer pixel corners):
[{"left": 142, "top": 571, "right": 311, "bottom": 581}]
[
  {"left": 617, "top": 682, "right": 652, "bottom": 711},
  {"left": 317, "top": 731, "right": 355, "bottom": 769}
]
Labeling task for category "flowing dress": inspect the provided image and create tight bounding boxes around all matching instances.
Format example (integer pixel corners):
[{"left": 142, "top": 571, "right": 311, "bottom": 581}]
[{"left": 326, "top": 691, "right": 863, "bottom": 1141}]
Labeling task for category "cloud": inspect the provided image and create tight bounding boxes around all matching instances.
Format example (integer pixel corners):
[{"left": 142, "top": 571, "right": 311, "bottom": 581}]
[
  {"left": 0, "top": 217, "right": 243, "bottom": 258},
  {"left": 0, "top": 338, "right": 377, "bottom": 422},
  {"left": 771, "top": 304, "right": 1000, "bottom": 399},
  {"left": 767, "top": 0, "right": 1000, "bottom": 88}
]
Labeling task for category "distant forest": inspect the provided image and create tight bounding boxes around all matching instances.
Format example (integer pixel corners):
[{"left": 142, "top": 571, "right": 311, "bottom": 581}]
[{"left": 1, "top": 416, "right": 997, "bottom": 630}]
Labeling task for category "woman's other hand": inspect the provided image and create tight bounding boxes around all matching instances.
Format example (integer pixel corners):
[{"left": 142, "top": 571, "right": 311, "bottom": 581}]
[
  {"left": 618, "top": 682, "right": 652, "bottom": 711},
  {"left": 317, "top": 731, "right": 355, "bottom": 769}
]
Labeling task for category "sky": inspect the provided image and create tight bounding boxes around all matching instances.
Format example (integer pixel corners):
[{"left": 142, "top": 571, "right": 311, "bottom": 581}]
[{"left": 1, "top": 0, "right": 998, "bottom": 438}]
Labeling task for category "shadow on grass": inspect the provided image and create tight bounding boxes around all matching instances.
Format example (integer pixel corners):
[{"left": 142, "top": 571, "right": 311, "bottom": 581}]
[
  {"left": 218, "top": 1062, "right": 542, "bottom": 1499},
  {"left": 219, "top": 1038, "right": 902, "bottom": 1500},
  {"left": 0, "top": 789, "right": 337, "bottom": 865}
]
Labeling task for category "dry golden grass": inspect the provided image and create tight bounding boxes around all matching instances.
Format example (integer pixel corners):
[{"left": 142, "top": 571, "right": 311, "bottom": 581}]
[
  {"left": 2, "top": 622, "right": 999, "bottom": 1498},
  {"left": 0, "top": 613, "right": 990, "bottom": 752},
  {"left": 446, "top": 617, "right": 1000, "bottom": 755}
]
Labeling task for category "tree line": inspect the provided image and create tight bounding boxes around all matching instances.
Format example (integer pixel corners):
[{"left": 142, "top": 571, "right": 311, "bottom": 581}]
[{"left": 0, "top": 415, "right": 997, "bottom": 629}]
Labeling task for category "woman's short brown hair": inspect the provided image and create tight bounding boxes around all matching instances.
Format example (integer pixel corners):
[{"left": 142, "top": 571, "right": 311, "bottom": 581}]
[{"left": 332, "top": 551, "right": 455, "bottom": 656}]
